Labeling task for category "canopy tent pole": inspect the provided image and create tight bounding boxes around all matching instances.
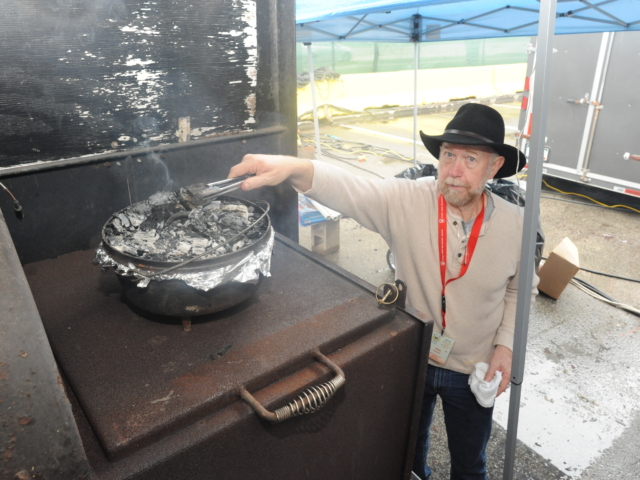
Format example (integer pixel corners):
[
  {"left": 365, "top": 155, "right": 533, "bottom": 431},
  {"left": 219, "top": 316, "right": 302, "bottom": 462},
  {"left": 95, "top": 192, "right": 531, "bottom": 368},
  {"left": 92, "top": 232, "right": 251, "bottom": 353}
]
[
  {"left": 411, "top": 14, "right": 422, "bottom": 167},
  {"left": 304, "top": 42, "right": 322, "bottom": 161},
  {"left": 413, "top": 41, "right": 420, "bottom": 167},
  {"left": 503, "top": 0, "right": 557, "bottom": 478}
]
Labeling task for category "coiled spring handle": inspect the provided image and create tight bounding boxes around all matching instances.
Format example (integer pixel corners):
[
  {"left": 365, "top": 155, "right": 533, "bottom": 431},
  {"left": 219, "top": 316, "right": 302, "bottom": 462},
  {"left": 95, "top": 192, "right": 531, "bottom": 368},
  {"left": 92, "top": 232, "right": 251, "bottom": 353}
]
[{"left": 240, "top": 351, "right": 345, "bottom": 423}]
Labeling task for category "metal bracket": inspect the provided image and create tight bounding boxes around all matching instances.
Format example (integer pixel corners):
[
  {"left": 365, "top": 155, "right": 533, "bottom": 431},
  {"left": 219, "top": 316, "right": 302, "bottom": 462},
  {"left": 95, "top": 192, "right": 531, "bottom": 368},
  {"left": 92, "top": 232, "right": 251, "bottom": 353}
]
[
  {"left": 580, "top": 169, "right": 591, "bottom": 182},
  {"left": 394, "top": 279, "right": 407, "bottom": 309},
  {"left": 411, "top": 14, "right": 422, "bottom": 42},
  {"left": 374, "top": 279, "right": 407, "bottom": 309}
]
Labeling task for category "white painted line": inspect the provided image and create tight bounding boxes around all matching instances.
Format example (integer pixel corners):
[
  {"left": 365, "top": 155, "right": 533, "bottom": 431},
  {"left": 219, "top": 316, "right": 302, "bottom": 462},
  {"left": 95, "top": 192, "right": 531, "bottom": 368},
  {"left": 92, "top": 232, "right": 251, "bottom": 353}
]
[{"left": 340, "top": 124, "right": 418, "bottom": 144}]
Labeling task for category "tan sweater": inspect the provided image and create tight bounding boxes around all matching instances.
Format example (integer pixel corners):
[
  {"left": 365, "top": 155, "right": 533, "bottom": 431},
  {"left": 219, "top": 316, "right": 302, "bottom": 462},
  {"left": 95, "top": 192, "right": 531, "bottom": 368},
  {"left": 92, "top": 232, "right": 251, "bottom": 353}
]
[{"left": 304, "top": 161, "right": 539, "bottom": 374}]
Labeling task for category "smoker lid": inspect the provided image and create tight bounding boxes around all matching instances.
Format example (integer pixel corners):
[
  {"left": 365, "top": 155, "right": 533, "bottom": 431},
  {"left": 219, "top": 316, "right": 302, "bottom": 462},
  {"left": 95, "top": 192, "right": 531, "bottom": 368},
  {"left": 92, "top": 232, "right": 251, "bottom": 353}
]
[{"left": 25, "top": 234, "right": 399, "bottom": 461}]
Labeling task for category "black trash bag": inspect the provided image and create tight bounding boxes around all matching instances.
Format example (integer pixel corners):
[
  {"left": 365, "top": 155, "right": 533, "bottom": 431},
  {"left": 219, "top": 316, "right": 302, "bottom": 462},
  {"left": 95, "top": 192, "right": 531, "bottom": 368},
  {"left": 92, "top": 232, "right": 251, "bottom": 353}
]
[
  {"left": 486, "top": 179, "right": 545, "bottom": 272},
  {"left": 394, "top": 163, "right": 437, "bottom": 180}
]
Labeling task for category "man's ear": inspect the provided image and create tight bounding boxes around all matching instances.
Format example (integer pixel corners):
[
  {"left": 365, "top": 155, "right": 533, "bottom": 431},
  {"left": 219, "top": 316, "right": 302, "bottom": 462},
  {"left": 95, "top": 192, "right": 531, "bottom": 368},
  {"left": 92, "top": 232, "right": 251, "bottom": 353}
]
[{"left": 489, "top": 156, "right": 505, "bottom": 179}]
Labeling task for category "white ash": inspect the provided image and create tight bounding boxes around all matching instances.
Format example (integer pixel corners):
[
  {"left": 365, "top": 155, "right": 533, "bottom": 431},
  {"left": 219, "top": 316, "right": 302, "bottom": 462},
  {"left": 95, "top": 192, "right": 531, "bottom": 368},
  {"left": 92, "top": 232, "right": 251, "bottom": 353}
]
[
  {"left": 104, "top": 193, "right": 267, "bottom": 262},
  {"left": 148, "top": 191, "right": 178, "bottom": 205}
]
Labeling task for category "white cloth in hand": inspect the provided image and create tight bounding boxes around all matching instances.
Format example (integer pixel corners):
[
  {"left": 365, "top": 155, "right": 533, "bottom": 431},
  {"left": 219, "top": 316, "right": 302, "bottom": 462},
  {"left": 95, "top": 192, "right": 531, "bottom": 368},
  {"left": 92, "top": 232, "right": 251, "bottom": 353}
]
[{"left": 468, "top": 362, "right": 502, "bottom": 408}]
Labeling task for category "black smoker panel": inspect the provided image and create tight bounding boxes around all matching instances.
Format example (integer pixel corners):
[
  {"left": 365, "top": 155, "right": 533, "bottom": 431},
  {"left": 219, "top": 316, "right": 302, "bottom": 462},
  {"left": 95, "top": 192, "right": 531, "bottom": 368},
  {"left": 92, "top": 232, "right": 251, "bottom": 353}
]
[{"left": 25, "top": 234, "right": 431, "bottom": 480}]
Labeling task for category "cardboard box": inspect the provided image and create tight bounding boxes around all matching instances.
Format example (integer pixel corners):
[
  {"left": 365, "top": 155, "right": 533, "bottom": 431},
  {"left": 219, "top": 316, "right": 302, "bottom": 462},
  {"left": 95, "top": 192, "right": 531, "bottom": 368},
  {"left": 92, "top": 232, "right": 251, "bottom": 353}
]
[
  {"left": 297, "top": 145, "right": 316, "bottom": 160},
  {"left": 537, "top": 237, "right": 580, "bottom": 299}
]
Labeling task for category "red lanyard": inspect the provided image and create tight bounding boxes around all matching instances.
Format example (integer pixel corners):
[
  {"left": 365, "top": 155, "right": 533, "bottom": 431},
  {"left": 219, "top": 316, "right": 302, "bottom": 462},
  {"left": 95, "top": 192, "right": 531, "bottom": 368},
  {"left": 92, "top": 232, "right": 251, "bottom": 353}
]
[{"left": 438, "top": 193, "right": 484, "bottom": 332}]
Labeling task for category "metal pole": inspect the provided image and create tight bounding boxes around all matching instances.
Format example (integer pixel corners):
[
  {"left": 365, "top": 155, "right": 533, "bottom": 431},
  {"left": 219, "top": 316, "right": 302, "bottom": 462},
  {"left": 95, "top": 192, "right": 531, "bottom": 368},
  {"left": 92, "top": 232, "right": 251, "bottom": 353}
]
[
  {"left": 575, "top": 32, "right": 613, "bottom": 176},
  {"left": 413, "top": 41, "right": 420, "bottom": 167},
  {"left": 503, "top": 0, "right": 557, "bottom": 479},
  {"left": 305, "top": 42, "right": 322, "bottom": 161}
]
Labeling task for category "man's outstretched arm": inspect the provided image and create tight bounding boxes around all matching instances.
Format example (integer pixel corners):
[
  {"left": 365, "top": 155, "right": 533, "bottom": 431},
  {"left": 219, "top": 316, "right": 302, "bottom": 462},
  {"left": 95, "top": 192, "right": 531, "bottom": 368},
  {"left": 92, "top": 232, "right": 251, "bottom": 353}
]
[{"left": 228, "top": 154, "right": 314, "bottom": 192}]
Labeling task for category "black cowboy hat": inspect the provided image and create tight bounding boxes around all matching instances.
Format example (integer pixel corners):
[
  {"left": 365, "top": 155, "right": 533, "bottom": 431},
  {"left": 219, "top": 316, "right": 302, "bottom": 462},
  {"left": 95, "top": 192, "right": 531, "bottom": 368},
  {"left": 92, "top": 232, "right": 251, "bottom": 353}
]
[{"left": 419, "top": 103, "right": 526, "bottom": 179}]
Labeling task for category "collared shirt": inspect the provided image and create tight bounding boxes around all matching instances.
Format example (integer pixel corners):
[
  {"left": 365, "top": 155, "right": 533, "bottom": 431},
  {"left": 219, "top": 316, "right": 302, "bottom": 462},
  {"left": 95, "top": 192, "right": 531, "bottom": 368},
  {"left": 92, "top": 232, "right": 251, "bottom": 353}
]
[{"left": 303, "top": 161, "right": 539, "bottom": 374}]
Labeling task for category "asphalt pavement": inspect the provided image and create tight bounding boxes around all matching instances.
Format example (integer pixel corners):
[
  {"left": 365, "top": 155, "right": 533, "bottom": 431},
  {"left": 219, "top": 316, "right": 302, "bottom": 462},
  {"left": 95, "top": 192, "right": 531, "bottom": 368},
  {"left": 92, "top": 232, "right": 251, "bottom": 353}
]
[{"left": 297, "top": 101, "right": 640, "bottom": 479}]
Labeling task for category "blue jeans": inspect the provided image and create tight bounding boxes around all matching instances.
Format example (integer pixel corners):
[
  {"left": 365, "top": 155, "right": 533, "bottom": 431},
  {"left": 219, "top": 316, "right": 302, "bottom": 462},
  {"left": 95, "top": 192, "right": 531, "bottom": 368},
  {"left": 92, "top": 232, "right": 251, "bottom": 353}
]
[{"left": 413, "top": 365, "right": 494, "bottom": 480}]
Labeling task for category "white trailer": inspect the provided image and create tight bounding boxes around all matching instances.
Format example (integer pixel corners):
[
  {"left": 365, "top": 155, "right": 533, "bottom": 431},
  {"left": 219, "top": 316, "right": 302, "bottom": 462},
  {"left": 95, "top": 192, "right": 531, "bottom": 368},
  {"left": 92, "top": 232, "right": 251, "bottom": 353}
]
[{"left": 519, "top": 31, "right": 640, "bottom": 201}]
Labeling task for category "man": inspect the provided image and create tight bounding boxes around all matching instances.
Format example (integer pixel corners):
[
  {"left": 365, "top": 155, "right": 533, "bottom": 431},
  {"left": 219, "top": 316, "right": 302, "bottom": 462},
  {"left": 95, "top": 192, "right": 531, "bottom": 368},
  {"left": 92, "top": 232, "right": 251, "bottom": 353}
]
[{"left": 228, "top": 103, "right": 538, "bottom": 480}]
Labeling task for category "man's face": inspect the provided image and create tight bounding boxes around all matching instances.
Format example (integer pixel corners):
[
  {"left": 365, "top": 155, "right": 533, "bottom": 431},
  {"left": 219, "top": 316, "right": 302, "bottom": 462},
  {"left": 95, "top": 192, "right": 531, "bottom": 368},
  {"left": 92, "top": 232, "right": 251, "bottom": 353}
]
[{"left": 437, "top": 143, "right": 504, "bottom": 207}]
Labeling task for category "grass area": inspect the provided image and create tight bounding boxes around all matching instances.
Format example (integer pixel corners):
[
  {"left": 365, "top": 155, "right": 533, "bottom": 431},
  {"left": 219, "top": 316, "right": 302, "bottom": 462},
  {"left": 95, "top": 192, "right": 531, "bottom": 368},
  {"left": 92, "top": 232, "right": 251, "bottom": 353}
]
[{"left": 296, "top": 37, "right": 530, "bottom": 74}]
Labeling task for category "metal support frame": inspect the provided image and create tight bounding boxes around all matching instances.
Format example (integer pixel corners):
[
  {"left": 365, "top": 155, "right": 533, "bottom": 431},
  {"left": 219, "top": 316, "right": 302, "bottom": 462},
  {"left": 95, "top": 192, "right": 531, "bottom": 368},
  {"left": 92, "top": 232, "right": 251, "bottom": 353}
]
[
  {"left": 305, "top": 43, "right": 322, "bottom": 161},
  {"left": 344, "top": 14, "right": 369, "bottom": 38},
  {"left": 345, "top": 15, "right": 413, "bottom": 38},
  {"left": 503, "top": 0, "right": 557, "bottom": 479},
  {"left": 576, "top": 31, "right": 615, "bottom": 176},
  {"left": 412, "top": 14, "right": 422, "bottom": 167},
  {"left": 413, "top": 42, "right": 420, "bottom": 167}
]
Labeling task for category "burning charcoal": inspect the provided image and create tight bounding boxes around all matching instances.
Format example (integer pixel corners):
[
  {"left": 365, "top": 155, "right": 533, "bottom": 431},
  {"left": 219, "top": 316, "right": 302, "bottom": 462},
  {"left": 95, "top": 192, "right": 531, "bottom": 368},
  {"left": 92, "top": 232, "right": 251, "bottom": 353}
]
[
  {"left": 207, "top": 242, "right": 227, "bottom": 256},
  {"left": 185, "top": 183, "right": 207, "bottom": 197},
  {"left": 221, "top": 203, "right": 249, "bottom": 219},
  {"left": 141, "top": 204, "right": 182, "bottom": 231},
  {"left": 127, "top": 212, "right": 146, "bottom": 228},
  {"left": 148, "top": 191, "right": 177, "bottom": 205},
  {"left": 109, "top": 237, "right": 124, "bottom": 247},
  {"left": 128, "top": 201, "right": 152, "bottom": 216},
  {"left": 219, "top": 214, "right": 248, "bottom": 229},
  {"left": 188, "top": 209, "right": 207, "bottom": 223},
  {"left": 206, "top": 211, "right": 219, "bottom": 225},
  {"left": 175, "top": 242, "right": 192, "bottom": 255},
  {"left": 131, "top": 230, "right": 158, "bottom": 253},
  {"left": 191, "top": 238, "right": 210, "bottom": 256},
  {"left": 203, "top": 201, "right": 221, "bottom": 212},
  {"left": 176, "top": 187, "right": 190, "bottom": 201},
  {"left": 187, "top": 210, "right": 211, "bottom": 237},
  {"left": 104, "top": 192, "right": 267, "bottom": 262},
  {"left": 117, "top": 213, "right": 132, "bottom": 229},
  {"left": 113, "top": 243, "right": 139, "bottom": 256},
  {"left": 110, "top": 217, "right": 124, "bottom": 234}
]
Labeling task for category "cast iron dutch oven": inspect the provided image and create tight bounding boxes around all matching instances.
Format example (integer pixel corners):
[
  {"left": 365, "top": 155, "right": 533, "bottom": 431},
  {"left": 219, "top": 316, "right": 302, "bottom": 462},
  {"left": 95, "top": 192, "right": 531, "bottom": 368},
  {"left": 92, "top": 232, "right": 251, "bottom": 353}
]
[{"left": 101, "top": 195, "right": 271, "bottom": 317}]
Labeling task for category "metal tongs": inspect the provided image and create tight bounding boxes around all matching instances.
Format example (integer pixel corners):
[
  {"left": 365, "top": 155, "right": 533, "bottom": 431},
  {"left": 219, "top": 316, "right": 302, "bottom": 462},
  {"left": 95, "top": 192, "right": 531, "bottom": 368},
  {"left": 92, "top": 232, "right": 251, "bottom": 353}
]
[
  {"left": 202, "top": 174, "right": 254, "bottom": 199},
  {"left": 181, "top": 174, "right": 254, "bottom": 207},
  {"left": 207, "top": 173, "right": 254, "bottom": 199}
]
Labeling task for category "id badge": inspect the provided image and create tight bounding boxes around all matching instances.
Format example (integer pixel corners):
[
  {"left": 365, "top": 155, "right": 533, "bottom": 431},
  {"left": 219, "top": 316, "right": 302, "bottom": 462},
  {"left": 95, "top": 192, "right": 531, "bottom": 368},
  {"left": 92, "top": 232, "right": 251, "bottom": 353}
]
[{"left": 429, "top": 332, "right": 455, "bottom": 366}]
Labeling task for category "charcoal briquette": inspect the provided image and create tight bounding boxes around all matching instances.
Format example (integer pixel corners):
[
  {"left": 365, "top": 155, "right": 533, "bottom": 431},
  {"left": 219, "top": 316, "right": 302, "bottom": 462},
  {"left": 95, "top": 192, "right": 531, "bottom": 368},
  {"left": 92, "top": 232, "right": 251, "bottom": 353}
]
[{"left": 104, "top": 192, "right": 267, "bottom": 262}]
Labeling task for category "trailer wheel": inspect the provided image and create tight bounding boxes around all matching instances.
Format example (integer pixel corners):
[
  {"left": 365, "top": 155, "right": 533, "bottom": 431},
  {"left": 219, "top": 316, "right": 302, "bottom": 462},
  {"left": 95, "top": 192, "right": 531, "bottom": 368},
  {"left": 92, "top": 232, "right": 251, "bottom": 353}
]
[{"left": 386, "top": 249, "right": 395, "bottom": 271}]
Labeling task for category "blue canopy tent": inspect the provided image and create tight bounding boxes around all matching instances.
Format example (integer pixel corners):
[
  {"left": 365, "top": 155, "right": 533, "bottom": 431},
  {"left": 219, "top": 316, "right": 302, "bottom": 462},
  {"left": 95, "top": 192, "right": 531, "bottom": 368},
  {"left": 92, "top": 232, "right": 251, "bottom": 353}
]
[
  {"left": 297, "top": 0, "right": 640, "bottom": 161},
  {"left": 297, "top": 0, "right": 640, "bottom": 42},
  {"left": 296, "top": 1, "right": 640, "bottom": 479}
]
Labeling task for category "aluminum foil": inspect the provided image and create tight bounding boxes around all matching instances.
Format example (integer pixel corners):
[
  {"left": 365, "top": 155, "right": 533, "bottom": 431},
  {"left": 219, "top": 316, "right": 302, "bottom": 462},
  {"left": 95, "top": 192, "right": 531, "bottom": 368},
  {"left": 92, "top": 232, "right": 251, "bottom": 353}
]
[{"left": 94, "top": 228, "right": 274, "bottom": 291}]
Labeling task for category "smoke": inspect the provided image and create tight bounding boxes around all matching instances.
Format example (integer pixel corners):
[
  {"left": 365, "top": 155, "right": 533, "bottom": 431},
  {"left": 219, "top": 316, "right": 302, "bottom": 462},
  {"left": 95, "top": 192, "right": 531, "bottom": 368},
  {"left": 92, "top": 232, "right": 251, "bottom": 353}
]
[
  {"left": 135, "top": 115, "right": 175, "bottom": 192},
  {"left": 146, "top": 150, "right": 175, "bottom": 193}
]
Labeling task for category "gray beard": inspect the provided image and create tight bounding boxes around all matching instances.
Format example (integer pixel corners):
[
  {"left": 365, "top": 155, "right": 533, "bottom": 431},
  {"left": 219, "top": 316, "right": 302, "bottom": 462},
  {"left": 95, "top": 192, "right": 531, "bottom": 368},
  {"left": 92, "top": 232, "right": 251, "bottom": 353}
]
[{"left": 437, "top": 180, "right": 486, "bottom": 207}]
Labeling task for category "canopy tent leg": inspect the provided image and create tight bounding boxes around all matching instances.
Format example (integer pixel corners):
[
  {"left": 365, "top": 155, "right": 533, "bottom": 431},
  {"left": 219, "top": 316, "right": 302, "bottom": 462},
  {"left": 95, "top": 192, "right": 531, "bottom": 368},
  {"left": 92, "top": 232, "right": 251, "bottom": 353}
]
[
  {"left": 503, "top": 0, "right": 557, "bottom": 479},
  {"left": 413, "top": 41, "right": 420, "bottom": 167},
  {"left": 305, "top": 43, "right": 322, "bottom": 161}
]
